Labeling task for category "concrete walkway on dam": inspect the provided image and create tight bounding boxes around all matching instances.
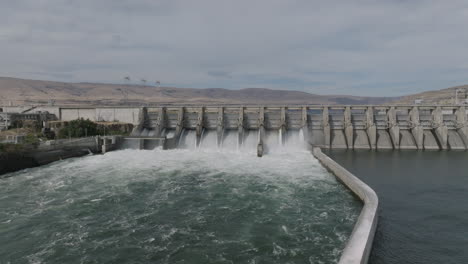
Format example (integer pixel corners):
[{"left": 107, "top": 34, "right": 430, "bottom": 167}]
[{"left": 327, "top": 150, "right": 468, "bottom": 264}]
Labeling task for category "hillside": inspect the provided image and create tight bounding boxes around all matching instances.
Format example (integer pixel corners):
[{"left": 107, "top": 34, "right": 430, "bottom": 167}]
[
  {"left": 0, "top": 77, "right": 395, "bottom": 106},
  {"left": 391, "top": 85, "right": 468, "bottom": 105}
]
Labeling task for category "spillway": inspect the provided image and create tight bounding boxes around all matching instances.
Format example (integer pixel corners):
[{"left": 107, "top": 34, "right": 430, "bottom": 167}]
[
  {"left": 120, "top": 105, "right": 468, "bottom": 154},
  {"left": 0, "top": 145, "right": 360, "bottom": 263},
  {"left": 166, "top": 128, "right": 310, "bottom": 155}
]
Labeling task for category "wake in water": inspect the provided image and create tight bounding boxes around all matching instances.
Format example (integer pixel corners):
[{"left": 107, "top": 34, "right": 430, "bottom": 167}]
[{"left": 0, "top": 141, "right": 360, "bottom": 264}]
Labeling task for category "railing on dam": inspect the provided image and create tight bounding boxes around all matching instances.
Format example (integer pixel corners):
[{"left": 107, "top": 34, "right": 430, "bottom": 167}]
[{"left": 127, "top": 105, "right": 468, "bottom": 155}]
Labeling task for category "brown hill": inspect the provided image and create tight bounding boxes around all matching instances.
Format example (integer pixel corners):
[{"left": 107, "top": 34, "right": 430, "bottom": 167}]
[
  {"left": 391, "top": 85, "right": 468, "bottom": 105},
  {"left": 0, "top": 76, "right": 396, "bottom": 106}
]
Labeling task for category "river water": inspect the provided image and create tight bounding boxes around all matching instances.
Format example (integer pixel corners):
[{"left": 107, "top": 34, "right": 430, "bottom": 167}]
[
  {"left": 0, "top": 146, "right": 360, "bottom": 263},
  {"left": 327, "top": 150, "right": 468, "bottom": 264}
]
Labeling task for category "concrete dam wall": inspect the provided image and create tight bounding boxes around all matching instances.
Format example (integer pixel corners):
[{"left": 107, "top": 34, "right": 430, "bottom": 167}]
[
  {"left": 5, "top": 104, "right": 468, "bottom": 154},
  {"left": 126, "top": 105, "right": 468, "bottom": 155}
]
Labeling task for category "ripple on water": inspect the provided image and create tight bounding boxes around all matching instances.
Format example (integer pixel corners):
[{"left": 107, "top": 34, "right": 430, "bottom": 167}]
[{"left": 0, "top": 149, "right": 361, "bottom": 264}]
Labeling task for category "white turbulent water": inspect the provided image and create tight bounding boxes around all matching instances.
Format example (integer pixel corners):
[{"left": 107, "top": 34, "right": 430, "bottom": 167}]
[
  {"left": 0, "top": 145, "right": 360, "bottom": 264},
  {"left": 179, "top": 128, "right": 307, "bottom": 153}
]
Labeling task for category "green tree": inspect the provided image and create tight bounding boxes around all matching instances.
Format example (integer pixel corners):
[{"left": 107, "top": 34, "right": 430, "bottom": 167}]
[{"left": 58, "top": 118, "right": 98, "bottom": 138}]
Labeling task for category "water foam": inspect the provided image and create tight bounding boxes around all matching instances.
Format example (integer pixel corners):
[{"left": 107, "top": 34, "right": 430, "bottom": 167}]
[
  {"left": 176, "top": 128, "right": 308, "bottom": 155},
  {"left": 0, "top": 144, "right": 360, "bottom": 264}
]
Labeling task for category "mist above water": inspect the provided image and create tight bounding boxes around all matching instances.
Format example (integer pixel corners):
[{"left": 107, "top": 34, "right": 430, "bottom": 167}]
[
  {"left": 0, "top": 141, "right": 360, "bottom": 263},
  {"left": 178, "top": 128, "right": 307, "bottom": 153}
]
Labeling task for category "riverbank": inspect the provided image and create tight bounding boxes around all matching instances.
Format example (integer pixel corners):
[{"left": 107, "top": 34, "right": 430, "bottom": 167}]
[{"left": 0, "top": 137, "right": 100, "bottom": 176}]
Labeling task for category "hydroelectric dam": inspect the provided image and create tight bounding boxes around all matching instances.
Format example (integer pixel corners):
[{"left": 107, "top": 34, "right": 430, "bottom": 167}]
[
  {"left": 2, "top": 104, "right": 468, "bottom": 263},
  {"left": 5, "top": 104, "right": 468, "bottom": 154},
  {"left": 32, "top": 104, "right": 467, "bottom": 155}
]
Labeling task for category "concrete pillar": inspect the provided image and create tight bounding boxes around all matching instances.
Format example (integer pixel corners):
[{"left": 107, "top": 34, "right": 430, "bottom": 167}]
[
  {"left": 433, "top": 106, "right": 448, "bottom": 149},
  {"left": 139, "top": 138, "right": 145, "bottom": 150},
  {"left": 131, "top": 107, "right": 147, "bottom": 136},
  {"left": 366, "top": 107, "right": 377, "bottom": 150},
  {"left": 238, "top": 107, "right": 244, "bottom": 148},
  {"left": 301, "top": 106, "right": 309, "bottom": 144},
  {"left": 344, "top": 106, "right": 353, "bottom": 149},
  {"left": 410, "top": 106, "right": 423, "bottom": 149},
  {"left": 196, "top": 107, "right": 204, "bottom": 147},
  {"left": 155, "top": 107, "right": 166, "bottom": 137},
  {"left": 279, "top": 107, "right": 286, "bottom": 146},
  {"left": 217, "top": 107, "right": 224, "bottom": 147},
  {"left": 456, "top": 106, "right": 468, "bottom": 146},
  {"left": 101, "top": 138, "right": 107, "bottom": 153},
  {"left": 257, "top": 107, "right": 265, "bottom": 157},
  {"left": 322, "top": 106, "right": 331, "bottom": 148},
  {"left": 388, "top": 107, "right": 400, "bottom": 149},
  {"left": 174, "top": 107, "right": 184, "bottom": 147},
  {"left": 101, "top": 137, "right": 115, "bottom": 153},
  {"left": 96, "top": 136, "right": 103, "bottom": 153}
]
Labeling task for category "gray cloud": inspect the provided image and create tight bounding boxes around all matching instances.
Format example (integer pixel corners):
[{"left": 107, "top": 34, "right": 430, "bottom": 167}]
[
  {"left": 1, "top": 0, "right": 468, "bottom": 96},
  {"left": 207, "top": 71, "right": 232, "bottom": 79}
]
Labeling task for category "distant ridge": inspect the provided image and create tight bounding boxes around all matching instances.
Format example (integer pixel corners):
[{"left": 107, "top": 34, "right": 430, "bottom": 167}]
[
  {"left": 391, "top": 84, "right": 468, "bottom": 105},
  {"left": 0, "top": 76, "right": 396, "bottom": 106}
]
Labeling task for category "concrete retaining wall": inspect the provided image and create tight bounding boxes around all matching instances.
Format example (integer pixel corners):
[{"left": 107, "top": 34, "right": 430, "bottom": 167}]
[
  {"left": 0, "top": 137, "right": 101, "bottom": 176},
  {"left": 0, "top": 148, "right": 91, "bottom": 176},
  {"left": 37, "top": 137, "right": 100, "bottom": 152},
  {"left": 0, "top": 152, "right": 39, "bottom": 175},
  {"left": 59, "top": 107, "right": 140, "bottom": 124},
  {"left": 312, "top": 147, "right": 379, "bottom": 264}
]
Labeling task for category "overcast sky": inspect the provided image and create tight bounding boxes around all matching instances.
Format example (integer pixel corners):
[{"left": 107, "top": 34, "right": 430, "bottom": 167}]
[{"left": 1, "top": 0, "right": 468, "bottom": 96}]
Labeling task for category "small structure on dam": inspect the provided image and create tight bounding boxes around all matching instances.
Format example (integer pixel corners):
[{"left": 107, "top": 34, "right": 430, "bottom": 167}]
[{"left": 0, "top": 111, "right": 56, "bottom": 131}]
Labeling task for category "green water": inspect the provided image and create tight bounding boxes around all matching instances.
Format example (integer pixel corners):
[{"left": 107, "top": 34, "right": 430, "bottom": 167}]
[
  {"left": 328, "top": 150, "right": 468, "bottom": 264},
  {"left": 0, "top": 149, "right": 360, "bottom": 263}
]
